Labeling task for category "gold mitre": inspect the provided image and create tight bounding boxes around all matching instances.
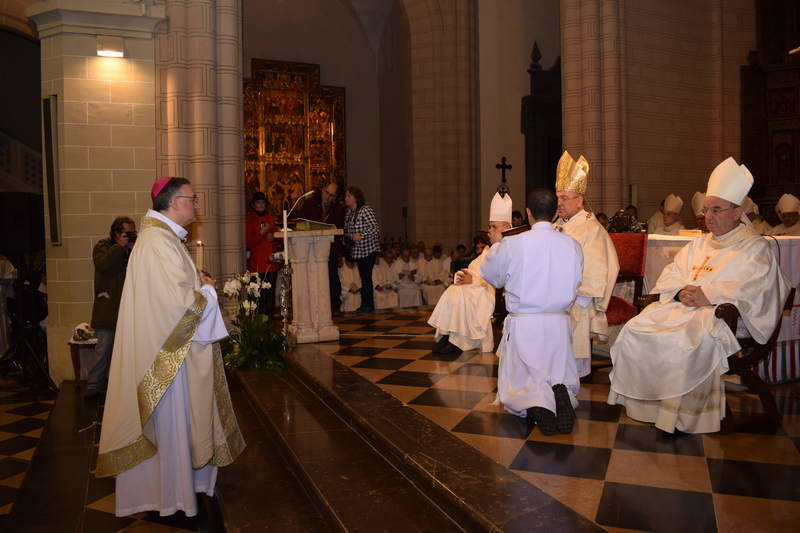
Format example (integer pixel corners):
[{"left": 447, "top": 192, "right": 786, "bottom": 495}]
[{"left": 555, "top": 151, "right": 590, "bottom": 195}]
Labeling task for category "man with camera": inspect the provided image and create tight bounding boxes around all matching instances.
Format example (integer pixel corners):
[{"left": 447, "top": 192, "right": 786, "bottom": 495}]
[{"left": 86, "top": 216, "right": 136, "bottom": 399}]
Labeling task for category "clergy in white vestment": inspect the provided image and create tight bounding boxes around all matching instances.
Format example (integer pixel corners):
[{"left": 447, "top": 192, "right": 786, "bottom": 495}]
[
  {"left": 648, "top": 194, "right": 685, "bottom": 235},
  {"left": 419, "top": 248, "right": 449, "bottom": 306},
  {"left": 373, "top": 251, "right": 399, "bottom": 310},
  {"left": 741, "top": 196, "right": 772, "bottom": 235},
  {"left": 554, "top": 151, "right": 620, "bottom": 378},
  {"left": 609, "top": 157, "right": 791, "bottom": 434},
  {"left": 482, "top": 189, "right": 583, "bottom": 434},
  {"left": 646, "top": 202, "right": 664, "bottom": 233},
  {"left": 432, "top": 245, "right": 452, "bottom": 277},
  {"left": 339, "top": 258, "right": 363, "bottom": 312},
  {"left": 97, "top": 177, "right": 244, "bottom": 517},
  {"left": 428, "top": 192, "right": 513, "bottom": 354},
  {"left": 768, "top": 193, "right": 800, "bottom": 236},
  {"left": 691, "top": 192, "right": 708, "bottom": 232},
  {"left": 391, "top": 249, "right": 422, "bottom": 307}
]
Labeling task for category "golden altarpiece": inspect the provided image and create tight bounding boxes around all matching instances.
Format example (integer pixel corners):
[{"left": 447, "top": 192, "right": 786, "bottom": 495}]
[{"left": 244, "top": 59, "right": 346, "bottom": 214}]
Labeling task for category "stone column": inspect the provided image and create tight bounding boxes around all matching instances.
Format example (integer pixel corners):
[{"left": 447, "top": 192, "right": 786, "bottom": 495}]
[
  {"left": 27, "top": 0, "right": 165, "bottom": 384},
  {"left": 154, "top": 0, "right": 244, "bottom": 282},
  {"left": 560, "top": 0, "right": 625, "bottom": 214}
]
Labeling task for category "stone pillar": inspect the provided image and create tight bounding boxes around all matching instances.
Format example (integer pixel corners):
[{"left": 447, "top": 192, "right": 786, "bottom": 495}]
[
  {"left": 154, "top": 0, "right": 244, "bottom": 282},
  {"left": 560, "top": 0, "right": 625, "bottom": 214},
  {"left": 27, "top": 0, "right": 165, "bottom": 384}
]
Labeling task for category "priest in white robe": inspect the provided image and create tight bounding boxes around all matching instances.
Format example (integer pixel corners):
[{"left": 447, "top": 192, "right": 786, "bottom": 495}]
[
  {"left": 648, "top": 194, "right": 685, "bottom": 235},
  {"left": 373, "top": 251, "right": 399, "bottom": 310},
  {"left": 97, "top": 177, "right": 244, "bottom": 517},
  {"left": 419, "top": 248, "right": 449, "bottom": 306},
  {"left": 609, "top": 158, "right": 791, "bottom": 434},
  {"left": 768, "top": 193, "right": 800, "bottom": 236},
  {"left": 691, "top": 192, "right": 707, "bottom": 232},
  {"left": 742, "top": 196, "right": 772, "bottom": 235},
  {"left": 392, "top": 249, "right": 422, "bottom": 307},
  {"left": 482, "top": 189, "right": 583, "bottom": 434},
  {"left": 433, "top": 245, "right": 451, "bottom": 276},
  {"left": 339, "top": 258, "right": 362, "bottom": 312},
  {"left": 428, "top": 192, "right": 512, "bottom": 354},
  {"left": 554, "top": 151, "right": 620, "bottom": 377}
]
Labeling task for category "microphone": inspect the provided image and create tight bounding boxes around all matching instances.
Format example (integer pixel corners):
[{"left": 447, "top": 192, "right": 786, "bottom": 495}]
[{"left": 288, "top": 190, "right": 315, "bottom": 218}]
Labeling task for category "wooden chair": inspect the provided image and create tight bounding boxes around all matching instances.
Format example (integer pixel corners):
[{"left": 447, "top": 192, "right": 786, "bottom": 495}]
[
  {"left": 636, "top": 287, "right": 796, "bottom": 432},
  {"left": 606, "top": 233, "right": 648, "bottom": 325}
]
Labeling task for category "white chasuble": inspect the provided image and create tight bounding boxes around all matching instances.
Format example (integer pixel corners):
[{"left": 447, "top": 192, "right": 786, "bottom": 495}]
[
  {"left": 427, "top": 248, "right": 495, "bottom": 352},
  {"left": 338, "top": 264, "right": 362, "bottom": 312},
  {"left": 556, "top": 210, "right": 620, "bottom": 376},
  {"left": 392, "top": 258, "right": 422, "bottom": 307},
  {"left": 609, "top": 224, "right": 790, "bottom": 433},
  {"left": 97, "top": 211, "right": 244, "bottom": 517},
  {"left": 372, "top": 260, "right": 398, "bottom": 309},
  {"left": 481, "top": 222, "right": 584, "bottom": 417},
  {"left": 769, "top": 222, "right": 800, "bottom": 236},
  {"left": 418, "top": 258, "right": 448, "bottom": 306}
]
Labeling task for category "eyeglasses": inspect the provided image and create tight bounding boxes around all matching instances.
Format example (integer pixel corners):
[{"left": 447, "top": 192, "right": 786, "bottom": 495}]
[
  {"left": 175, "top": 195, "right": 199, "bottom": 205},
  {"left": 700, "top": 206, "right": 735, "bottom": 216}
]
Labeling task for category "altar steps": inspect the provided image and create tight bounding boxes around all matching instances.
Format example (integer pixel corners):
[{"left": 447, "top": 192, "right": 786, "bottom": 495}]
[{"left": 232, "top": 367, "right": 463, "bottom": 532}]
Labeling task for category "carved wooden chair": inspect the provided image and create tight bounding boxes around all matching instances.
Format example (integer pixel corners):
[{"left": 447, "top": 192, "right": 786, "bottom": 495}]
[{"left": 637, "top": 287, "right": 796, "bottom": 432}]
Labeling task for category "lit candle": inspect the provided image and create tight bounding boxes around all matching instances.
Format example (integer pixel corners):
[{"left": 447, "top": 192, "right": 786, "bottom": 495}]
[
  {"left": 195, "top": 240, "right": 204, "bottom": 272},
  {"left": 282, "top": 210, "right": 289, "bottom": 265}
]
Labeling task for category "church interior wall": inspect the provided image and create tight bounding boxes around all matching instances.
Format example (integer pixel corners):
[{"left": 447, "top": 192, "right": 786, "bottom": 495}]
[
  {"left": 477, "top": 0, "right": 559, "bottom": 221},
  {"left": 242, "top": 0, "right": 383, "bottom": 228}
]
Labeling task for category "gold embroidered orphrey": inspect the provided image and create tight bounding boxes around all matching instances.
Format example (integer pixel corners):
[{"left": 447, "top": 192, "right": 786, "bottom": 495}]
[{"left": 95, "top": 217, "right": 245, "bottom": 478}]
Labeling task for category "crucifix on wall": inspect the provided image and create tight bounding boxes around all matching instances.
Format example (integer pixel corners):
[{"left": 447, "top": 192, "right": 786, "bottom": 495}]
[{"left": 496, "top": 156, "right": 512, "bottom": 197}]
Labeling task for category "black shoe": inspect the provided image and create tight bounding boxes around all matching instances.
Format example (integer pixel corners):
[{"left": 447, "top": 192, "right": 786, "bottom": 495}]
[
  {"left": 440, "top": 341, "right": 462, "bottom": 354},
  {"left": 553, "top": 384, "right": 576, "bottom": 434},
  {"left": 433, "top": 335, "right": 450, "bottom": 354},
  {"left": 531, "top": 407, "right": 557, "bottom": 435}
]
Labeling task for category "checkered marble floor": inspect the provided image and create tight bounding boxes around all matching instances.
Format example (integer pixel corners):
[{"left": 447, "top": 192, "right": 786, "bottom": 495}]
[
  {"left": 323, "top": 310, "right": 800, "bottom": 532},
  {"left": 0, "top": 383, "right": 54, "bottom": 518}
]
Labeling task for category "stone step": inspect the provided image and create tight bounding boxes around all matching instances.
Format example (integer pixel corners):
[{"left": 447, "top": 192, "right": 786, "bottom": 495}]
[{"left": 236, "top": 367, "right": 463, "bottom": 533}]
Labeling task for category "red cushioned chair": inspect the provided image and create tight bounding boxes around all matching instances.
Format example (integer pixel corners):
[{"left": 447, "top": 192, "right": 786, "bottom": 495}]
[{"left": 607, "top": 233, "right": 649, "bottom": 326}]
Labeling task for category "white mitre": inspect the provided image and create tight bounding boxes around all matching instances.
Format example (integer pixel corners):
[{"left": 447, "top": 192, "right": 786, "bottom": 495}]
[
  {"left": 489, "top": 192, "right": 513, "bottom": 223},
  {"left": 741, "top": 197, "right": 758, "bottom": 215},
  {"left": 776, "top": 193, "right": 800, "bottom": 215},
  {"left": 664, "top": 194, "right": 683, "bottom": 213},
  {"left": 706, "top": 157, "right": 753, "bottom": 205},
  {"left": 691, "top": 192, "right": 705, "bottom": 216}
]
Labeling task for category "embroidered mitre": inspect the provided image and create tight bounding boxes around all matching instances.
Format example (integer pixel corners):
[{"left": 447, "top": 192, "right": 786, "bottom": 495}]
[{"left": 555, "top": 150, "right": 589, "bottom": 195}]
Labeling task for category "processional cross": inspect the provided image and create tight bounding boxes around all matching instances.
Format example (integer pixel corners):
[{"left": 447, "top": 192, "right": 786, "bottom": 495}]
[{"left": 495, "top": 156, "right": 512, "bottom": 197}]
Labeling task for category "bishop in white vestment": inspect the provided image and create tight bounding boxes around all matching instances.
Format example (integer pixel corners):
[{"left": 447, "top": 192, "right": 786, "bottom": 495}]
[
  {"left": 392, "top": 249, "right": 422, "bottom": 307},
  {"left": 768, "top": 193, "right": 800, "bottom": 236},
  {"left": 741, "top": 197, "right": 771, "bottom": 235},
  {"left": 691, "top": 192, "right": 708, "bottom": 232},
  {"left": 372, "top": 252, "right": 399, "bottom": 310},
  {"left": 609, "top": 158, "right": 790, "bottom": 434},
  {"left": 428, "top": 192, "right": 512, "bottom": 353},
  {"left": 419, "top": 248, "right": 449, "bottom": 306},
  {"left": 339, "top": 259, "right": 362, "bottom": 312},
  {"left": 554, "top": 152, "right": 620, "bottom": 377},
  {"left": 648, "top": 194, "right": 685, "bottom": 235},
  {"left": 97, "top": 178, "right": 244, "bottom": 517},
  {"left": 482, "top": 189, "right": 583, "bottom": 433}
]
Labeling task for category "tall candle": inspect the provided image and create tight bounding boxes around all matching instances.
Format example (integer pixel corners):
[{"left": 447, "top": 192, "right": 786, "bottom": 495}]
[
  {"left": 195, "top": 240, "right": 204, "bottom": 272},
  {"left": 282, "top": 210, "right": 289, "bottom": 265}
]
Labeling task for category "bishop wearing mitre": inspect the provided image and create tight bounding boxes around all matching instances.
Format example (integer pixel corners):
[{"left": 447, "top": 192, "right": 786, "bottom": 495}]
[
  {"left": 609, "top": 157, "right": 790, "bottom": 434},
  {"left": 428, "top": 192, "right": 513, "bottom": 354},
  {"left": 554, "top": 151, "right": 620, "bottom": 378}
]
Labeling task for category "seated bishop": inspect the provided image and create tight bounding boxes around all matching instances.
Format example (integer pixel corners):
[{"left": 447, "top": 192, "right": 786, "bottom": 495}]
[
  {"left": 554, "top": 151, "right": 620, "bottom": 378},
  {"left": 372, "top": 250, "right": 399, "bottom": 310},
  {"left": 428, "top": 192, "right": 512, "bottom": 354},
  {"left": 338, "top": 258, "right": 362, "bottom": 313},
  {"left": 741, "top": 197, "right": 772, "bottom": 235},
  {"left": 609, "top": 157, "right": 791, "bottom": 434},
  {"left": 691, "top": 192, "right": 707, "bottom": 232},
  {"left": 391, "top": 248, "right": 422, "bottom": 307},
  {"left": 648, "top": 194, "right": 685, "bottom": 235},
  {"left": 768, "top": 193, "right": 800, "bottom": 236},
  {"left": 419, "top": 248, "right": 449, "bottom": 306}
]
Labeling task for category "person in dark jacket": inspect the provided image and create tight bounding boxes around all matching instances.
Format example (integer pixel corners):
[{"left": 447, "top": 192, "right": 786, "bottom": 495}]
[
  {"left": 297, "top": 181, "right": 346, "bottom": 314},
  {"left": 87, "top": 216, "right": 135, "bottom": 398}
]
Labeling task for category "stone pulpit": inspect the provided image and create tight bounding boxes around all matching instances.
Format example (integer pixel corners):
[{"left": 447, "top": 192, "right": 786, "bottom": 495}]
[{"left": 276, "top": 228, "right": 343, "bottom": 343}]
